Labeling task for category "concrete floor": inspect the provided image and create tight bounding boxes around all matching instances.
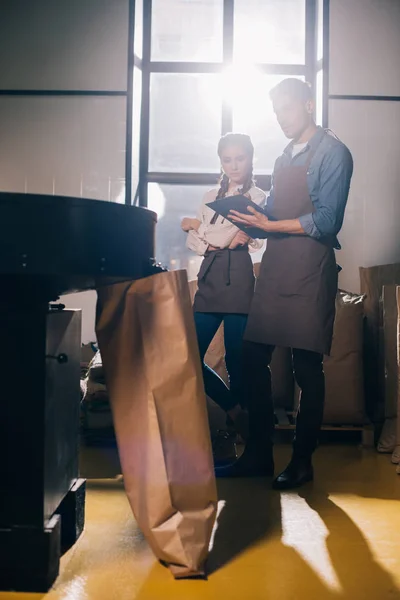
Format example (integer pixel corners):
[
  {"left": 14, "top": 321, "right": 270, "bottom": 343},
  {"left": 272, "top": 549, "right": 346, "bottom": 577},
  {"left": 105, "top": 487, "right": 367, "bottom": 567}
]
[{"left": 2, "top": 442, "right": 400, "bottom": 600}]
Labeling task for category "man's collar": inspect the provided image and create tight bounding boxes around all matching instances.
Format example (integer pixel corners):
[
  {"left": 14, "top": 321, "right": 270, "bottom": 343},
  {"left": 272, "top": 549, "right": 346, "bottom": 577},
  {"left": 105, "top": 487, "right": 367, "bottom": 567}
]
[{"left": 283, "top": 126, "right": 325, "bottom": 155}]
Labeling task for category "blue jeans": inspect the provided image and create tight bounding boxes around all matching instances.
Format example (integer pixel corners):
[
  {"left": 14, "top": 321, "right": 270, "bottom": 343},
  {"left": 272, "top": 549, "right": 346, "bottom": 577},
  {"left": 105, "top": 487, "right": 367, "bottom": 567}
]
[{"left": 194, "top": 312, "right": 248, "bottom": 413}]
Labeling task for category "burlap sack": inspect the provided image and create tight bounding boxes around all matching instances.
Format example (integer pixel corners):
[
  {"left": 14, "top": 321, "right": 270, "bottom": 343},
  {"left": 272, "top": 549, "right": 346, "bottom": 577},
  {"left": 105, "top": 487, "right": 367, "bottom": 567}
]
[
  {"left": 360, "top": 263, "right": 400, "bottom": 422},
  {"left": 95, "top": 270, "right": 217, "bottom": 578},
  {"left": 393, "top": 287, "right": 400, "bottom": 464},
  {"left": 81, "top": 351, "right": 114, "bottom": 444},
  {"left": 295, "top": 290, "right": 365, "bottom": 424},
  {"left": 324, "top": 290, "right": 365, "bottom": 424},
  {"left": 378, "top": 286, "right": 399, "bottom": 454}
]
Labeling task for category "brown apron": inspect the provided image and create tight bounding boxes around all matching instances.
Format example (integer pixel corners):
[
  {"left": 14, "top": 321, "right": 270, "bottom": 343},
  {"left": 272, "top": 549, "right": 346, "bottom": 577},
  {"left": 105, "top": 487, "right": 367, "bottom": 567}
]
[
  {"left": 244, "top": 143, "right": 338, "bottom": 356},
  {"left": 193, "top": 246, "right": 255, "bottom": 314}
]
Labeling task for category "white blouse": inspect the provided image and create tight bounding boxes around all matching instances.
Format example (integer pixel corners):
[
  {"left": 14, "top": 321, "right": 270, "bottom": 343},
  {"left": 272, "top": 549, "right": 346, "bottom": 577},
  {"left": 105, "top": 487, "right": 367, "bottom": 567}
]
[{"left": 186, "top": 185, "right": 266, "bottom": 256}]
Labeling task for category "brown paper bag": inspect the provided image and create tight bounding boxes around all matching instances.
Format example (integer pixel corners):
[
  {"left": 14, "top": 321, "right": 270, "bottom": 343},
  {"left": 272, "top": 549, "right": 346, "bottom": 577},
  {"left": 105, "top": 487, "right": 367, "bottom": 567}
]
[
  {"left": 95, "top": 270, "right": 217, "bottom": 578},
  {"left": 377, "top": 286, "right": 399, "bottom": 454},
  {"left": 359, "top": 263, "right": 400, "bottom": 422},
  {"left": 383, "top": 286, "right": 399, "bottom": 420},
  {"left": 394, "top": 287, "right": 400, "bottom": 464},
  {"left": 294, "top": 290, "right": 365, "bottom": 424}
]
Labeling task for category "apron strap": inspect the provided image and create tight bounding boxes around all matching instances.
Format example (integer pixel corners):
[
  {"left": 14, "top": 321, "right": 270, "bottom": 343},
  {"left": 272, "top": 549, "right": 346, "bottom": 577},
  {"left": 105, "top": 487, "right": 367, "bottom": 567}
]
[
  {"left": 198, "top": 252, "right": 217, "bottom": 281},
  {"left": 225, "top": 250, "right": 231, "bottom": 286},
  {"left": 304, "top": 130, "right": 327, "bottom": 168},
  {"left": 210, "top": 212, "right": 219, "bottom": 225},
  {"left": 199, "top": 249, "right": 232, "bottom": 285}
]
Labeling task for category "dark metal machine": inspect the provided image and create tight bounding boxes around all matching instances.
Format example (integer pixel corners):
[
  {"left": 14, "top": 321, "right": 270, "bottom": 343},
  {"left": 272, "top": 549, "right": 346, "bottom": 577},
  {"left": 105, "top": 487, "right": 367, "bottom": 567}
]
[{"left": 0, "top": 192, "right": 157, "bottom": 592}]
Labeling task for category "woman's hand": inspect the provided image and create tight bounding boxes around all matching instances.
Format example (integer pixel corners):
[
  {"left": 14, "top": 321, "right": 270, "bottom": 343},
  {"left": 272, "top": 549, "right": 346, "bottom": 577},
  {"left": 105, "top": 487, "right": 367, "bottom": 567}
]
[
  {"left": 229, "top": 206, "right": 271, "bottom": 232},
  {"left": 229, "top": 231, "right": 251, "bottom": 249},
  {"left": 181, "top": 217, "right": 201, "bottom": 232}
]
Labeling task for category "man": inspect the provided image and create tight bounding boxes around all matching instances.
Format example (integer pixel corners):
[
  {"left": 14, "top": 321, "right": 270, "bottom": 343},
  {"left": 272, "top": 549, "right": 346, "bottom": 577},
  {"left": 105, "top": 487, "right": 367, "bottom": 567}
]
[{"left": 226, "top": 78, "right": 353, "bottom": 489}]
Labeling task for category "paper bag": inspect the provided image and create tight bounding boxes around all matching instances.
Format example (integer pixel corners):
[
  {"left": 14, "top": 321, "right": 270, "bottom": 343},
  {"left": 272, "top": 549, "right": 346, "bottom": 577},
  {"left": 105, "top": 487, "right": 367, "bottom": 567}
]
[
  {"left": 394, "top": 287, "right": 400, "bottom": 464},
  {"left": 359, "top": 263, "right": 400, "bottom": 422},
  {"left": 294, "top": 290, "right": 365, "bottom": 424},
  {"left": 95, "top": 270, "right": 217, "bottom": 578},
  {"left": 378, "top": 286, "right": 399, "bottom": 455}
]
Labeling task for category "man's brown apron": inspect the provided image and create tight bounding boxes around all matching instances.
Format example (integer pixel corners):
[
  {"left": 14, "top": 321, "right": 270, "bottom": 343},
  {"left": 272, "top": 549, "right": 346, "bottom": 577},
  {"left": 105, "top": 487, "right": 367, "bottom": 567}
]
[
  {"left": 244, "top": 143, "right": 338, "bottom": 356},
  {"left": 193, "top": 246, "right": 255, "bottom": 314}
]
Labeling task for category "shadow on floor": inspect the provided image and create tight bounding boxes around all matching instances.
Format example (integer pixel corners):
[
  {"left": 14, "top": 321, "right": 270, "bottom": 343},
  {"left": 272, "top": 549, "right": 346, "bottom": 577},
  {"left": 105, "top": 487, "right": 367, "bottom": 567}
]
[
  {"left": 204, "top": 477, "right": 400, "bottom": 598},
  {"left": 207, "top": 477, "right": 279, "bottom": 574},
  {"left": 78, "top": 440, "right": 400, "bottom": 599},
  {"left": 300, "top": 489, "right": 400, "bottom": 599}
]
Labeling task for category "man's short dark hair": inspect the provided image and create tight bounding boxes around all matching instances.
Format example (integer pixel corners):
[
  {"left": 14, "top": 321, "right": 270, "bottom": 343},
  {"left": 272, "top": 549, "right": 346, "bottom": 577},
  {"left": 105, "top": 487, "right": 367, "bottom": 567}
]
[{"left": 270, "top": 78, "right": 313, "bottom": 103}]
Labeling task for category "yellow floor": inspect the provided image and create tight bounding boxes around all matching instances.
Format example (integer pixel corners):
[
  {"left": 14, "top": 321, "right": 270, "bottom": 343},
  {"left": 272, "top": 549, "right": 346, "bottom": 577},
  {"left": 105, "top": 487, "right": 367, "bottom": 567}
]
[{"left": 2, "top": 443, "right": 400, "bottom": 600}]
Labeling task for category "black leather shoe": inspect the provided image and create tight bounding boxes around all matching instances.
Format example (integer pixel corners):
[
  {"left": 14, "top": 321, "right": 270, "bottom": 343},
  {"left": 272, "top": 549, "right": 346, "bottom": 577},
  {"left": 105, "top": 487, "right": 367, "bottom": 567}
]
[
  {"left": 272, "top": 458, "right": 313, "bottom": 490},
  {"left": 215, "top": 445, "right": 274, "bottom": 478}
]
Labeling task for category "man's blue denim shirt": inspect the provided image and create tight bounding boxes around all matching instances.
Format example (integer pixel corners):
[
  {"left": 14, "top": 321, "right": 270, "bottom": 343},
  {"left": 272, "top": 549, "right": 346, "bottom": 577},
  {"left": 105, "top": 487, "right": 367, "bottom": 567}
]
[{"left": 265, "top": 127, "right": 354, "bottom": 250}]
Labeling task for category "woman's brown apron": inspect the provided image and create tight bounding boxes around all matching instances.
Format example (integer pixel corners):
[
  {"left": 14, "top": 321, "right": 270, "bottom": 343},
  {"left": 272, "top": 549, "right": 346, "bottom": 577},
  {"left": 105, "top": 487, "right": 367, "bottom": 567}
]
[
  {"left": 244, "top": 145, "right": 338, "bottom": 355},
  {"left": 193, "top": 246, "right": 255, "bottom": 314}
]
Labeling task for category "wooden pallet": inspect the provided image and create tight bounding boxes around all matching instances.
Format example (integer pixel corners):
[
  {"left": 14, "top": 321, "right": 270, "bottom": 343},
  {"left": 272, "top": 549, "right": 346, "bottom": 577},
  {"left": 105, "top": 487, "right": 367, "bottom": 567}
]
[{"left": 274, "top": 408, "right": 375, "bottom": 447}]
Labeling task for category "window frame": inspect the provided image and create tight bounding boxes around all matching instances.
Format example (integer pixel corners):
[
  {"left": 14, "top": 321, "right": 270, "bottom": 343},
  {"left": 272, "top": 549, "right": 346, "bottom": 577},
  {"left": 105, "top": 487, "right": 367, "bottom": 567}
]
[
  {"left": 134, "top": 0, "right": 322, "bottom": 207},
  {"left": 0, "top": 0, "right": 330, "bottom": 207}
]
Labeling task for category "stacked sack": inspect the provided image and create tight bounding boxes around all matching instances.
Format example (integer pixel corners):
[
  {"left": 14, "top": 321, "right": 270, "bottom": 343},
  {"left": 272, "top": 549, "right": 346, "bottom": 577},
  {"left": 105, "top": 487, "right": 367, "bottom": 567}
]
[
  {"left": 376, "top": 285, "right": 400, "bottom": 472},
  {"left": 81, "top": 350, "right": 115, "bottom": 445},
  {"left": 294, "top": 289, "right": 366, "bottom": 426}
]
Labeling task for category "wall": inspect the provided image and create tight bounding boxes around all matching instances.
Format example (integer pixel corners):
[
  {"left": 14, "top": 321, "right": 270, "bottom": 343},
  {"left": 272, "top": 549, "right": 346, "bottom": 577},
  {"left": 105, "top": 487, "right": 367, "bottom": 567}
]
[
  {"left": 0, "top": 0, "right": 130, "bottom": 342},
  {"left": 3, "top": 0, "right": 400, "bottom": 320},
  {"left": 328, "top": 0, "right": 400, "bottom": 292}
]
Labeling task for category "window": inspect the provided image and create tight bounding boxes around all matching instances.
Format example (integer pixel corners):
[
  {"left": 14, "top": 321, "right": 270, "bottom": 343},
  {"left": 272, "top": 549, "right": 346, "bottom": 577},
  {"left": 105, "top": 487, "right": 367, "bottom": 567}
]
[
  {"left": 148, "top": 184, "right": 210, "bottom": 278},
  {"left": 316, "top": 0, "right": 324, "bottom": 62},
  {"left": 231, "top": 71, "right": 305, "bottom": 173},
  {"left": 149, "top": 73, "right": 222, "bottom": 173},
  {"left": 132, "top": 0, "right": 322, "bottom": 265},
  {"left": 132, "top": 66, "right": 142, "bottom": 196},
  {"left": 151, "top": 0, "right": 224, "bottom": 62},
  {"left": 316, "top": 69, "right": 323, "bottom": 127},
  {"left": 234, "top": 0, "right": 306, "bottom": 65},
  {"left": 134, "top": 0, "right": 143, "bottom": 59}
]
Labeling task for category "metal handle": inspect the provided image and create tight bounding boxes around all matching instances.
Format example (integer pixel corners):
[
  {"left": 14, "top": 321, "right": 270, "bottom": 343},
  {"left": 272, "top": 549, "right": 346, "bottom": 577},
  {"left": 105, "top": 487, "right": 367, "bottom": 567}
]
[{"left": 46, "top": 353, "right": 68, "bottom": 364}]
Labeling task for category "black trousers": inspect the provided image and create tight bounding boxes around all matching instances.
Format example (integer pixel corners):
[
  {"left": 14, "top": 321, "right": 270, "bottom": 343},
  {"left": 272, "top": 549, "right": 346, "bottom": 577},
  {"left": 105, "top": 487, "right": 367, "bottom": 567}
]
[
  {"left": 243, "top": 341, "right": 325, "bottom": 459},
  {"left": 194, "top": 312, "right": 248, "bottom": 412}
]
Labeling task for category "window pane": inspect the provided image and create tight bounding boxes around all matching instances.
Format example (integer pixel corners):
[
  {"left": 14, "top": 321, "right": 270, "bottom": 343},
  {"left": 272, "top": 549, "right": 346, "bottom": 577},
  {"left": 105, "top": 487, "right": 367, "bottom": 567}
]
[
  {"left": 234, "top": 0, "right": 306, "bottom": 65},
  {"left": 232, "top": 73, "right": 305, "bottom": 174},
  {"left": 317, "top": 0, "right": 324, "bottom": 61},
  {"left": 149, "top": 73, "right": 222, "bottom": 173},
  {"left": 134, "top": 0, "right": 143, "bottom": 59},
  {"left": 151, "top": 0, "right": 223, "bottom": 62},
  {"left": 132, "top": 66, "right": 142, "bottom": 198},
  {"left": 316, "top": 69, "right": 323, "bottom": 127},
  {"left": 148, "top": 184, "right": 211, "bottom": 279}
]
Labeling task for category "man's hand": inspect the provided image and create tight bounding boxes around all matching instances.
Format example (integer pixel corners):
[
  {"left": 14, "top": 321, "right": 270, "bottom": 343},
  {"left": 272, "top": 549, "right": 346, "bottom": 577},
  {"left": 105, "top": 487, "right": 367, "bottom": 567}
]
[
  {"left": 229, "top": 206, "right": 271, "bottom": 231},
  {"left": 181, "top": 217, "right": 201, "bottom": 232},
  {"left": 229, "top": 231, "right": 251, "bottom": 249}
]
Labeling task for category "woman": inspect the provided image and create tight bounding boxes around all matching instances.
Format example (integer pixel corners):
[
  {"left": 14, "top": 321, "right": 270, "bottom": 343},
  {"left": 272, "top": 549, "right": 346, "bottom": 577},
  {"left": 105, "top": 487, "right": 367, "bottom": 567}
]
[{"left": 181, "top": 133, "right": 265, "bottom": 441}]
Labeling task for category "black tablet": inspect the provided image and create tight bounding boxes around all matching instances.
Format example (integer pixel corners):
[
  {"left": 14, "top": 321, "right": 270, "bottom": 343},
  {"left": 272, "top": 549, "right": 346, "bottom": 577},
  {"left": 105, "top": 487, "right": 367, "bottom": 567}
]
[{"left": 206, "top": 194, "right": 269, "bottom": 239}]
